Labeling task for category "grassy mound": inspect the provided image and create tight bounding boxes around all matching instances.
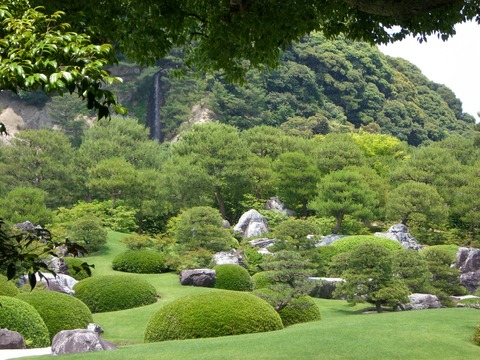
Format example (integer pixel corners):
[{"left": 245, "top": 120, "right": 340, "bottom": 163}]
[
  {"left": 0, "top": 274, "right": 19, "bottom": 296},
  {"left": 0, "top": 296, "right": 50, "bottom": 348},
  {"left": 63, "top": 257, "right": 94, "bottom": 281},
  {"left": 73, "top": 275, "right": 157, "bottom": 313},
  {"left": 144, "top": 290, "right": 283, "bottom": 342},
  {"left": 214, "top": 264, "right": 252, "bottom": 291},
  {"left": 278, "top": 296, "right": 321, "bottom": 327},
  {"left": 17, "top": 290, "right": 93, "bottom": 341},
  {"left": 112, "top": 249, "right": 166, "bottom": 274}
]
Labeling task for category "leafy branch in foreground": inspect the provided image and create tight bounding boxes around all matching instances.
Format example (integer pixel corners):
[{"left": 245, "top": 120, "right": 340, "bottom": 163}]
[
  {"left": 0, "top": 218, "right": 93, "bottom": 289},
  {"left": 0, "top": 0, "right": 125, "bottom": 119}
]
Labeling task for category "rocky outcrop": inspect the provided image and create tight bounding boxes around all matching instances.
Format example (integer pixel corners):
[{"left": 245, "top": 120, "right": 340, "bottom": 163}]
[
  {"left": 315, "top": 234, "right": 348, "bottom": 247},
  {"left": 46, "top": 256, "right": 70, "bottom": 275},
  {"left": 179, "top": 269, "right": 216, "bottom": 287},
  {"left": 455, "top": 247, "right": 480, "bottom": 293},
  {"left": 51, "top": 329, "right": 117, "bottom": 355},
  {"left": 248, "top": 237, "right": 278, "bottom": 254},
  {"left": 309, "top": 278, "right": 344, "bottom": 299},
  {"left": 233, "top": 209, "right": 269, "bottom": 238},
  {"left": 19, "top": 273, "right": 77, "bottom": 295},
  {"left": 212, "top": 250, "right": 245, "bottom": 266},
  {"left": 374, "top": 224, "right": 422, "bottom": 250},
  {"left": 398, "top": 293, "right": 442, "bottom": 310},
  {"left": 264, "top": 197, "right": 296, "bottom": 216},
  {"left": 0, "top": 329, "right": 26, "bottom": 349}
]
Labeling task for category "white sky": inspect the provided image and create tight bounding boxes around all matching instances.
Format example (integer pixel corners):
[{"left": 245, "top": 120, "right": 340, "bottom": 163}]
[{"left": 378, "top": 21, "right": 480, "bottom": 122}]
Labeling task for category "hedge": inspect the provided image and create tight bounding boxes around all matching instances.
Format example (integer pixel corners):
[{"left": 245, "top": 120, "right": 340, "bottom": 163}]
[
  {"left": 112, "top": 249, "right": 166, "bottom": 274},
  {"left": 277, "top": 296, "right": 321, "bottom": 327},
  {"left": 214, "top": 264, "right": 253, "bottom": 291},
  {"left": 144, "top": 290, "right": 283, "bottom": 342},
  {"left": 17, "top": 290, "right": 93, "bottom": 341},
  {"left": 0, "top": 274, "right": 19, "bottom": 297},
  {"left": 73, "top": 275, "right": 157, "bottom": 313}
]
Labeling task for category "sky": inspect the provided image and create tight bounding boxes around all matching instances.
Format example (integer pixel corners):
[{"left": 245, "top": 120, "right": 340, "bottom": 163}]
[{"left": 378, "top": 21, "right": 480, "bottom": 122}]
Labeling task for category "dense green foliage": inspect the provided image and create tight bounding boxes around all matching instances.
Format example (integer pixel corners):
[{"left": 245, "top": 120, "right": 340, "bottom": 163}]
[
  {"left": 17, "top": 290, "right": 93, "bottom": 341},
  {"left": 66, "top": 215, "right": 108, "bottom": 253},
  {"left": 251, "top": 271, "right": 275, "bottom": 290},
  {"left": 144, "top": 291, "right": 283, "bottom": 342},
  {"left": 213, "top": 264, "right": 253, "bottom": 291},
  {"left": 73, "top": 275, "right": 157, "bottom": 313},
  {"left": 277, "top": 296, "right": 321, "bottom": 327},
  {"left": 0, "top": 295, "right": 50, "bottom": 348},
  {"left": 63, "top": 257, "right": 94, "bottom": 281},
  {"left": 472, "top": 324, "right": 480, "bottom": 346},
  {"left": 0, "top": 274, "right": 19, "bottom": 296},
  {"left": 112, "top": 249, "right": 166, "bottom": 274}
]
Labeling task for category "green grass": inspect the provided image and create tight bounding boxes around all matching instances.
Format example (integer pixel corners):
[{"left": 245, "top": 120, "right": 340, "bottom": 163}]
[{"left": 23, "top": 232, "right": 480, "bottom": 359}]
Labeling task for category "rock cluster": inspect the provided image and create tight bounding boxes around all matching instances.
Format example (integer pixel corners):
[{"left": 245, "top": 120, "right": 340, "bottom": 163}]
[
  {"left": 374, "top": 223, "right": 422, "bottom": 250},
  {"left": 179, "top": 269, "right": 216, "bottom": 287}
]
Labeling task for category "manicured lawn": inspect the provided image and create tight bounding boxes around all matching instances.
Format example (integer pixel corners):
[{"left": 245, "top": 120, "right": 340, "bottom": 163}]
[{"left": 22, "top": 232, "right": 480, "bottom": 359}]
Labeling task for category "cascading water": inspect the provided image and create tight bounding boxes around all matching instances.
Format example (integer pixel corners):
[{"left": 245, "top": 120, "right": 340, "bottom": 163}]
[{"left": 146, "top": 70, "right": 167, "bottom": 142}]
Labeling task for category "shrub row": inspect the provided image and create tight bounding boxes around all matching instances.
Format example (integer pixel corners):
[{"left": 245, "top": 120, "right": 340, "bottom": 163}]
[{"left": 112, "top": 249, "right": 166, "bottom": 274}]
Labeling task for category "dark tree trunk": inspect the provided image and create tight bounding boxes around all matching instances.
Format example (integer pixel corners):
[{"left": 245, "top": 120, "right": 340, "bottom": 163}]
[
  {"left": 333, "top": 212, "right": 344, "bottom": 234},
  {"left": 215, "top": 187, "right": 226, "bottom": 219}
]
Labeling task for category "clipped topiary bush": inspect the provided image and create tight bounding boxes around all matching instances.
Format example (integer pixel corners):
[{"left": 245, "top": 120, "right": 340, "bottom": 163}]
[
  {"left": 277, "top": 296, "right": 321, "bottom": 327},
  {"left": 214, "top": 264, "right": 253, "bottom": 291},
  {"left": 112, "top": 249, "right": 166, "bottom": 274},
  {"left": 17, "top": 290, "right": 93, "bottom": 341},
  {"left": 252, "top": 271, "right": 275, "bottom": 290},
  {"left": 0, "top": 274, "right": 19, "bottom": 297},
  {"left": 472, "top": 324, "right": 480, "bottom": 346},
  {"left": 0, "top": 296, "right": 50, "bottom": 348},
  {"left": 144, "top": 290, "right": 283, "bottom": 342},
  {"left": 63, "top": 257, "right": 94, "bottom": 281},
  {"left": 73, "top": 275, "right": 157, "bottom": 313}
]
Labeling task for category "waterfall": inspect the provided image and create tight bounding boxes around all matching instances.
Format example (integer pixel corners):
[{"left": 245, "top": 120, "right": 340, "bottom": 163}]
[{"left": 146, "top": 70, "right": 168, "bottom": 142}]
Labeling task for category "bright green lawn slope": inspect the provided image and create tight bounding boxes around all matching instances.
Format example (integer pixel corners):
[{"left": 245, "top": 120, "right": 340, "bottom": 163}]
[{"left": 24, "top": 232, "right": 480, "bottom": 360}]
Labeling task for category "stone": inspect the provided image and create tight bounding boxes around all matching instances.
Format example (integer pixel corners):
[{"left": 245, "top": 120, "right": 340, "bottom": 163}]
[
  {"left": 179, "top": 269, "right": 216, "bottom": 287},
  {"left": 212, "top": 250, "right": 245, "bottom": 266},
  {"left": 46, "top": 256, "right": 70, "bottom": 275},
  {"left": 315, "top": 234, "right": 348, "bottom": 247},
  {"left": 374, "top": 223, "right": 422, "bottom": 250},
  {"left": 309, "top": 278, "right": 344, "bottom": 299},
  {"left": 0, "top": 329, "right": 26, "bottom": 349},
  {"left": 51, "top": 329, "right": 117, "bottom": 355},
  {"left": 87, "top": 323, "right": 104, "bottom": 335},
  {"left": 455, "top": 247, "right": 480, "bottom": 293},
  {"left": 398, "top": 293, "right": 442, "bottom": 310},
  {"left": 264, "top": 196, "right": 296, "bottom": 216},
  {"left": 19, "top": 273, "right": 78, "bottom": 295},
  {"left": 233, "top": 209, "right": 269, "bottom": 238}
]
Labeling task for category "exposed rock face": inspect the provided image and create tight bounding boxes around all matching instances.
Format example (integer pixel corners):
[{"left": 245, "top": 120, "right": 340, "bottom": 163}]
[
  {"left": 264, "top": 196, "right": 296, "bottom": 216},
  {"left": 398, "top": 293, "right": 442, "bottom": 310},
  {"left": 179, "top": 269, "right": 216, "bottom": 287},
  {"left": 374, "top": 223, "right": 422, "bottom": 250},
  {"left": 309, "top": 278, "right": 344, "bottom": 299},
  {"left": 456, "top": 247, "right": 480, "bottom": 293},
  {"left": 248, "top": 237, "right": 278, "bottom": 255},
  {"left": 19, "top": 273, "right": 78, "bottom": 295},
  {"left": 212, "top": 250, "right": 245, "bottom": 266},
  {"left": 51, "top": 329, "right": 117, "bottom": 355},
  {"left": 0, "top": 329, "right": 26, "bottom": 349},
  {"left": 46, "top": 256, "right": 70, "bottom": 275},
  {"left": 87, "top": 323, "right": 104, "bottom": 335},
  {"left": 233, "top": 209, "right": 269, "bottom": 238},
  {"left": 315, "top": 234, "right": 348, "bottom": 247}
]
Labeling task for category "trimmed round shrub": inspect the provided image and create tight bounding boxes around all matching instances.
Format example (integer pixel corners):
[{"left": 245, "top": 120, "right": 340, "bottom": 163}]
[
  {"left": 73, "top": 275, "right": 157, "bottom": 313},
  {"left": 112, "top": 249, "right": 166, "bottom": 274},
  {"left": 144, "top": 290, "right": 283, "bottom": 342},
  {"left": 63, "top": 257, "right": 94, "bottom": 281},
  {"left": 214, "top": 264, "right": 253, "bottom": 291},
  {"left": 420, "top": 245, "right": 459, "bottom": 261},
  {"left": 0, "top": 296, "right": 50, "bottom": 348},
  {"left": 252, "top": 271, "right": 275, "bottom": 290},
  {"left": 0, "top": 274, "right": 19, "bottom": 297},
  {"left": 472, "top": 324, "right": 480, "bottom": 346},
  {"left": 17, "top": 290, "right": 93, "bottom": 341},
  {"left": 278, "top": 296, "right": 321, "bottom": 327}
]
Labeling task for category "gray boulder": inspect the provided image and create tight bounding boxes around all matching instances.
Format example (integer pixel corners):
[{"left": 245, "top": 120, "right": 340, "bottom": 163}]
[
  {"left": 212, "top": 250, "right": 245, "bottom": 266},
  {"left": 19, "top": 273, "right": 77, "bottom": 295},
  {"left": 51, "top": 329, "right": 117, "bottom": 355},
  {"left": 398, "top": 293, "right": 442, "bottom": 310},
  {"left": 375, "top": 224, "right": 422, "bottom": 250},
  {"left": 180, "top": 269, "right": 216, "bottom": 287},
  {"left": 309, "top": 278, "right": 344, "bottom": 299},
  {"left": 87, "top": 323, "right": 104, "bottom": 335},
  {"left": 0, "top": 329, "right": 26, "bottom": 349},
  {"left": 264, "top": 196, "right": 296, "bottom": 216},
  {"left": 46, "top": 256, "right": 70, "bottom": 275},
  {"left": 456, "top": 247, "right": 480, "bottom": 293},
  {"left": 233, "top": 209, "right": 269, "bottom": 238},
  {"left": 315, "top": 234, "right": 348, "bottom": 247}
]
